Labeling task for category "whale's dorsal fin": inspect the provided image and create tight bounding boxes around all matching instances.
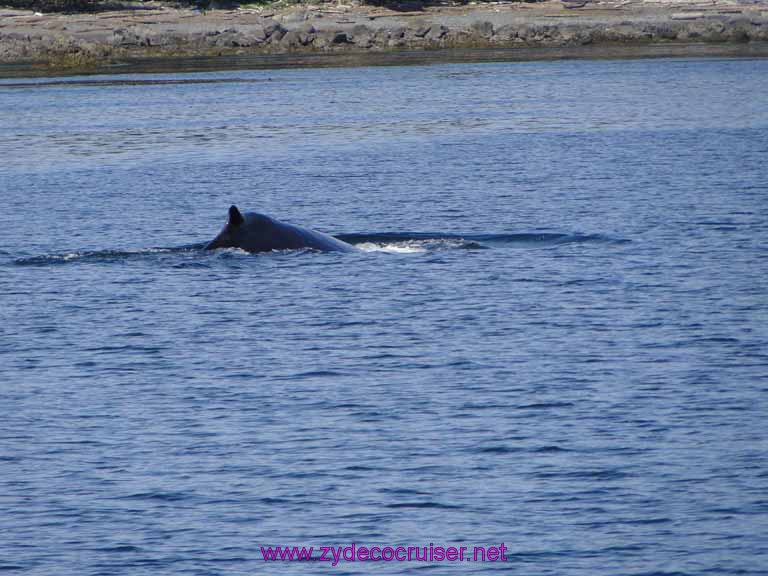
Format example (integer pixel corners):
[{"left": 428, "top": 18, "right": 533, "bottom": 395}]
[{"left": 229, "top": 205, "right": 244, "bottom": 227}]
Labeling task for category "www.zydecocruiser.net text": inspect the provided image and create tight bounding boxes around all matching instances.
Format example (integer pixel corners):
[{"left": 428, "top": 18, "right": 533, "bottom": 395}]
[{"left": 261, "top": 543, "right": 509, "bottom": 565}]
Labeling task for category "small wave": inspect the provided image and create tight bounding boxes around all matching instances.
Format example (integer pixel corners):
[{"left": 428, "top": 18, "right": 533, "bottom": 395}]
[
  {"left": 476, "top": 445, "right": 523, "bottom": 455},
  {"left": 119, "top": 491, "right": 189, "bottom": 502},
  {"left": 532, "top": 445, "right": 571, "bottom": 453},
  {"left": 378, "top": 488, "right": 431, "bottom": 496},
  {"left": 385, "top": 502, "right": 461, "bottom": 510},
  {"left": 345, "top": 465, "right": 379, "bottom": 472},
  {"left": 517, "top": 401, "right": 575, "bottom": 410},
  {"left": 95, "top": 545, "right": 142, "bottom": 553}
]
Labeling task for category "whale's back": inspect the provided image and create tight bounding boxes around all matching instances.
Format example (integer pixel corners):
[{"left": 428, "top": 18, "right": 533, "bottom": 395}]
[{"left": 206, "top": 206, "right": 357, "bottom": 253}]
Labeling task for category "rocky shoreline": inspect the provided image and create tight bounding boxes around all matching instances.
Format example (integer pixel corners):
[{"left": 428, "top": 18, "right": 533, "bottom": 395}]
[{"left": 1, "top": 0, "right": 767, "bottom": 71}]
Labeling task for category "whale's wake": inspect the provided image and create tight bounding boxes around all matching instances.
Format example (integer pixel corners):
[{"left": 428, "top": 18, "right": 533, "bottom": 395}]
[
  {"left": 11, "top": 233, "right": 626, "bottom": 266},
  {"left": 12, "top": 245, "right": 204, "bottom": 266},
  {"left": 338, "top": 232, "right": 626, "bottom": 253}
]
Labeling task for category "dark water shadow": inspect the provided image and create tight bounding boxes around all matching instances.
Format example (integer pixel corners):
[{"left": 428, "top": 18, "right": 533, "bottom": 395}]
[
  {"left": 2, "top": 43, "right": 767, "bottom": 80},
  {"left": 0, "top": 77, "right": 274, "bottom": 89}
]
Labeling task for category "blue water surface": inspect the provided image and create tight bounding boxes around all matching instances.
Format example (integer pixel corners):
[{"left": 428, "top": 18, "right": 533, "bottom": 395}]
[{"left": 1, "top": 56, "right": 767, "bottom": 575}]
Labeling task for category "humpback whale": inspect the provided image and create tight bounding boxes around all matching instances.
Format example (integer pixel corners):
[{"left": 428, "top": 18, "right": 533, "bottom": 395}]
[{"left": 205, "top": 206, "right": 358, "bottom": 254}]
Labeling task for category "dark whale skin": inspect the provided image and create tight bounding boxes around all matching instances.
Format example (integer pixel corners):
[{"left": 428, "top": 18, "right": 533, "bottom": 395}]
[{"left": 205, "top": 206, "right": 358, "bottom": 254}]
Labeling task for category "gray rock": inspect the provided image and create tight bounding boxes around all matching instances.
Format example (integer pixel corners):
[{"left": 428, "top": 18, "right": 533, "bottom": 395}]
[
  {"left": 282, "top": 10, "right": 309, "bottom": 24},
  {"left": 413, "top": 25, "right": 431, "bottom": 38},
  {"left": 269, "top": 27, "right": 286, "bottom": 43},
  {"left": 145, "top": 33, "right": 174, "bottom": 47},
  {"left": 645, "top": 23, "right": 679, "bottom": 41},
  {"left": 280, "top": 30, "right": 302, "bottom": 48},
  {"left": 558, "top": 26, "right": 593, "bottom": 45},
  {"left": 250, "top": 26, "right": 268, "bottom": 44},
  {"left": 297, "top": 22, "right": 316, "bottom": 33},
  {"left": 330, "top": 31, "right": 349, "bottom": 44},
  {"left": 516, "top": 23, "right": 557, "bottom": 44},
  {"left": 391, "top": 26, "right": 407, "bottom": 39},
  {"left": 351, "top": 24, "right": 373, "bottom": 47},
  {"left": 471, "top": 20, "right": 494, "bottom": 39},
  {"left": 426, "top": 24, "right": 448, "bottom": 41},
  {"left": 185, "top": 31, "right": 210, "bottom": 48},
  {"left": 313, "top": 29, "right": 349, "bottom": 49},
  {"left": 297, "top": 27, "right": 315, "bottom": 46},
  {"left": 114, "top": 29, "right": 146, "bottom": 47},
  {"left": 723, "top": 23, "right": 751, "bottom": 43},
  {"left": 601, "top": 24, "right": 646, "bottom": 42},
  {"left": 494, "top": 23, "right": 518, "bottom": 41},
  {"left": 262, "top": 18, "right": 284, "bottom": 38},
  {"left": 214, "top": 31, "right": 252, "bottom": 48}
]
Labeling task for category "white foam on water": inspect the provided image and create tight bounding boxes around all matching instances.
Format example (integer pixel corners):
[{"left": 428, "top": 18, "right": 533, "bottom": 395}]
[
  {"left": 212, "top": 247, "right": 250, "bottom": 255},
  {"left": 356, "top": 242, "right": 428, "bottom": 254}
]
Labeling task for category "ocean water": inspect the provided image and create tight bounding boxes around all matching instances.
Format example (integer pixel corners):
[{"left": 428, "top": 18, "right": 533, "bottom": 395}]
[{"left": 1, "top": 56, "right": 767, "bottom": 575}]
